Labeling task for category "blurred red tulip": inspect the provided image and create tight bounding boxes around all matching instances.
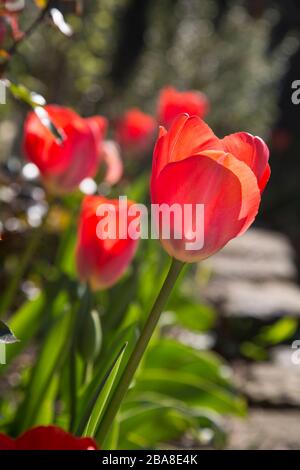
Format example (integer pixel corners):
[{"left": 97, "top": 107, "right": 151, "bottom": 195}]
[
  {"left": 151, "top": 114, "right": 270, "bottom": 263},
  {"left": 23, "top": 105, "right": 107, "bottom": 194},
  {"left": 115, "top": 108, "right": 156, "bottom": 153},
  {"left": 76, "top": 195, "right": 139, "bottom": 290},
  {"left": 271, "top": 128, "right": 292, "bottom": 153},
  {"left": 0, "top": 426, "right": 98, "bottom": 450},
  {"left": 157, "top": 86, "right": 209, "bottom": 128}
]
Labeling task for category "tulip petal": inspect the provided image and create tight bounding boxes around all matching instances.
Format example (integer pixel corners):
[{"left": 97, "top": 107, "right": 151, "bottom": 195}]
[
  {"left": 204, "top": 150, "right": 261, "bottom": 236},
  {"left": 169, "top": 115, "right": 221, "bottom": 163},
  {"left": 222, "top": 132, "right": 270, "bottom": 192},
  {"left": 85, "top": 115, "right": 108, "bottom": 150},
  {"left": 151, "top": 125, "right": 168, "bottom": 189},
  {"left": 102, "top": 140, "right": 123, "bottom": 186},
  {"left": 0, "top": 433, "right": 15, "bottom": 450},
  {"left": 153, "top": 114, "right": 221, "bottom": 180},
  {"left": 45, "top": 105, "right": 79, "bottom": 128}
]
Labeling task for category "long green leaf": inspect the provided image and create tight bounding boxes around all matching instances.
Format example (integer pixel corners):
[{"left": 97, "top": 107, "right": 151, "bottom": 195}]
[
  {"left": 132, "top": 369, "right": 246, "bottom": 416},
  {"left": 12, "top": 309, "right": 73, "bottom": 435},
  {"left": 119, "top": 394, "right": 225, "bottom": 449},
  {"left": 102, "top": 418, "right": 120, "bottom": 450},
  {"left": 76, "top": 342, "right": 127, "bottom": 437}
]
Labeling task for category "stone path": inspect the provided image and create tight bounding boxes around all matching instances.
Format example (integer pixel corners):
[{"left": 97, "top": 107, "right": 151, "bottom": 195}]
[
  {"left": 226, "top": 409, "right": 300, "bottom": 450},
  {"left": 201, "top": 229, "right": 300, "bottom": 449},
  {"left": 202, "top": 228, "right": 300, "bottom": 319}
]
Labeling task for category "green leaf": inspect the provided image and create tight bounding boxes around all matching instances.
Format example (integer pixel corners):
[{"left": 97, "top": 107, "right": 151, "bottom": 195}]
[
  {"left": 77, "top": 310, "right": 102, "bottom": 362},
  {"left": 56, "top": 215, "right": 77, "bottom": 276},
  {"left": 172, "top": 303, "right": 215, "bottom": 332},
  {"left": 8, "top": 81, "right": 46, "bottom": 108},
  {"left": 102, "top": 418, "right": 120, "bottom": 450},
  {"left": 167, "top": 291, "right": 216, "bottom": 332},
  {"left": 257, "top": 317, "right": 298, "bottom": 345},
  {"left": 76, "top": 343, "right": 127, "bottom": 437},
  {"left": 240, "top": 341, "right": 268, "bottom": 361},
  {"left": 0, "top": 321, "right": 18, "bottom": 344},
  {"left": 131, "top": 369, "right": 246, "bottom": 417},
  {"left": 12, "top": 309, "right": 73, "bottom": 434},
  {"left": 122, "top": 404, "right": 190, "bottom": 449},
  {"left": 74, "top": 323, "right": 138, "bottom": 434},
  {"left": 119, "top": 395, "right": 225, "bottom": 450},
  {"left": 33, "top": 375, "right": 59, "bottom": 426},
  {"left": 143, "top": 339, "right": 231, "bottom": 387}
]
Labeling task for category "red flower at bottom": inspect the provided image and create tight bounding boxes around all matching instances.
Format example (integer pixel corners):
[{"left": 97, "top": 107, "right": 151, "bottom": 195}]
[{"left": 0, "top": 426, "right": 98, "bottom": 450}]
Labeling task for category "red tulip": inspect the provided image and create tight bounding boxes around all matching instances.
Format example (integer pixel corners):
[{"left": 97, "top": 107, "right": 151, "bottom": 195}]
[
  {"left": 76, "top": 195, "right": 139, "bottom": 290},
  {"left": 115, "top": 108, "right": 156, "bottom": 153},
  {"left": 23, "top": 105, "right": 107, "bottom": 194},
  {"left": 157, "top": 86, "right": 209, "bottom": 128},
  {"left": 151, "top": 113, "right": 270, "bottom": 263},
  {"left": 0, "top": 426, "right": 98, "bottom": 450}
]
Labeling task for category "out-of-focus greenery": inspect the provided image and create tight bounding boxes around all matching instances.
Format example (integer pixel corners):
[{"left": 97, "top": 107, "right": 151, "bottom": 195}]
[{"left": 2, "top": 0, "right": 297, "bottom": 141}]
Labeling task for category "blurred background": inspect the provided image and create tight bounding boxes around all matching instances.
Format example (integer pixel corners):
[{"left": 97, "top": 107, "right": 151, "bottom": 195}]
[{"left": 1, "top": 0, "right": 300, "bottom": 450}]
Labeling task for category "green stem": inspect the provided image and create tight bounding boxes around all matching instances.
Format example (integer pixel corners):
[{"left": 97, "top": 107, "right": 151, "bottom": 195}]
[
  {"left": 69, "top": 342, "right": 77, "bottom": 432},
  {"left": 0, "top": 210, "right": 49, "bottom": 318},
  {"left": 96, "top": 258, "right": 185, "bottom": 443},
  {"left": 69, "top": 284, "right": 92, "bottom": 431}
]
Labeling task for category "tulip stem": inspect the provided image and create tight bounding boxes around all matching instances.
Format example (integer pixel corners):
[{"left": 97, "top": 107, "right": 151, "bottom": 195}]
[{"left": 96, "top": 257, "right": 185, "bottom": 444}]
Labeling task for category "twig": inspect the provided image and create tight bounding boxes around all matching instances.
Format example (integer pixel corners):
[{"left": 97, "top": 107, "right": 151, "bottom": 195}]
[{"left": 1, "top": 0, "right": 55, "bottom": 72}]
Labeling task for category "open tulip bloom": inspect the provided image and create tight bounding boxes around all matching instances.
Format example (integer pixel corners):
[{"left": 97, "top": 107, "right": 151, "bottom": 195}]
[{"left": 151, "top": 113, "right": 270, "bottom": 262}]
